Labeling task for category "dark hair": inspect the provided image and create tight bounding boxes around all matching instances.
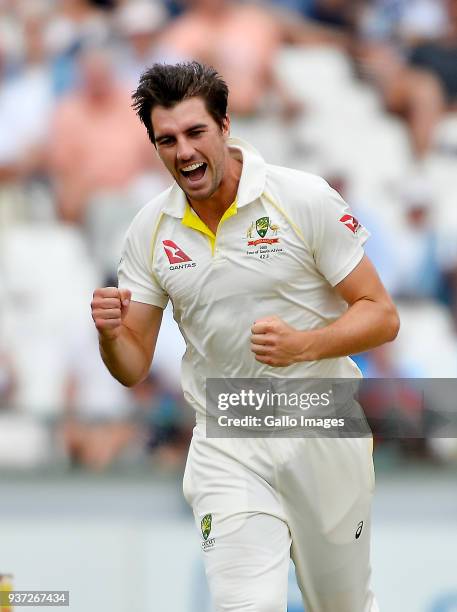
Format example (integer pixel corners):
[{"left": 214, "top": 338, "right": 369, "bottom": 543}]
[{"left": 132, "top": 61, "right": 229, "bottom": 145}]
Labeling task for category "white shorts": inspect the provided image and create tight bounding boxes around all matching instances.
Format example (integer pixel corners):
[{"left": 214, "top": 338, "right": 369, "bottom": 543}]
[{"left": 183, "top": 420, "right": 379, "bottom": 612}]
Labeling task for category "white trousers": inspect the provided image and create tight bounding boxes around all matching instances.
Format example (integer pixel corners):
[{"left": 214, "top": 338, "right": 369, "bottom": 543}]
[{"left": 183, "top": 423, "right": 379, "bottom": 612}]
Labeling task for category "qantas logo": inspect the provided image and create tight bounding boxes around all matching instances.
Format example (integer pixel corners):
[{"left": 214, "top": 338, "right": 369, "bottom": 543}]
[
  {"left": 163, "top": 240, "right": 191, "bottom": 263},
  {"left": 339, "top": 214, "right": 360, "bottom": 234},
  {"left": 162, "top": 240, "right": 196, "bottom": 270}
]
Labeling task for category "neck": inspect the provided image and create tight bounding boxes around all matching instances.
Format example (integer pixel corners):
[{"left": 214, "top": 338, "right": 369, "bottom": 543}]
[{"left": 188, "top": 150, "right": 242, "bottom": 231}]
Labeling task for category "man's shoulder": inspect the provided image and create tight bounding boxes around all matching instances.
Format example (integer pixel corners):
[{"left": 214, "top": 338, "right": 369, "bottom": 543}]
[
  {"left": 129, "top": 185, "right": 175, "bottom": 229},
  {"left": 265, "top": 163, "right": 332, "bottom": 211}
]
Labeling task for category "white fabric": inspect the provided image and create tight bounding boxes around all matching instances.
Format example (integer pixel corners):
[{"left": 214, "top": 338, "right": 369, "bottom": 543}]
[
  {"left": 118, "top": 138, "right": 369, "bottom": 417},
  {"left": 184, "top": 423, "right": 378, "bottom": 612}
]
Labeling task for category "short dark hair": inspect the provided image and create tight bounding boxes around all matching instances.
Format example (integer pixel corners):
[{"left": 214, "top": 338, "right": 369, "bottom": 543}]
[{"left": 132, "top": 61, "right": 229, "bottom": 145}]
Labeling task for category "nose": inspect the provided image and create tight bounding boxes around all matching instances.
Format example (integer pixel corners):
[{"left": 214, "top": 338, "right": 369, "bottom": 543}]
[{"left": 176, "top": 137, "right": 194, "bottom": 163}]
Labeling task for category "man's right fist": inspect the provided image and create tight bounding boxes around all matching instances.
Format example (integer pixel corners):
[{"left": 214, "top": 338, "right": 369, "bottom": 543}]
[{"left": 91, "top": 287, "right": 131, "bottom": 340}]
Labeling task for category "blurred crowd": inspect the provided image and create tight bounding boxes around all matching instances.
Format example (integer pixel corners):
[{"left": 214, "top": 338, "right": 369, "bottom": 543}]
[{"left": 1, "top": 0, "right": 457, "bottom": 471}]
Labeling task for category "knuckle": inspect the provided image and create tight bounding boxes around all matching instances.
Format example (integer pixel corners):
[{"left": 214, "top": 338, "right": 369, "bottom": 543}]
[{"left": 102, "top": 286, "right": 118, "bottom": 298}]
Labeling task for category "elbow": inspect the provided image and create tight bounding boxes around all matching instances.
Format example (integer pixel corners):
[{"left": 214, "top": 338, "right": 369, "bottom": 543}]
[
  {"left": 385, "top": 303, "right": 400, "bottom": 342},
  {"left": 119, "top": 377, "right": 138, "bottom": 389},
  {"left": 118, "top": 370, "right": 149, "bottom": 388}
]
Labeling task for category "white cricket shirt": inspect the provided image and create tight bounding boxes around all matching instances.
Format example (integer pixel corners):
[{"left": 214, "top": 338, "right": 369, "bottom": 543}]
[{"left": 118, "top": 138, "right": 370, "bottom": 416}]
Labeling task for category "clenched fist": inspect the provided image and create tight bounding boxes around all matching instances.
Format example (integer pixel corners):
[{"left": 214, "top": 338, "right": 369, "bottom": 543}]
[
  {"left": 91, "top": 287, "right": 131, "bottom": 341},
  {"left": 250, "top": 315, "right": 317, "bottom": 367}
]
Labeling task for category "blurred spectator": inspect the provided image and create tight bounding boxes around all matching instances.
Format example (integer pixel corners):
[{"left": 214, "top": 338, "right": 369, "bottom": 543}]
[
  {"left": 392, "top": 178, "right": 448, "bottom": 301},
  {"left": 0, "top": 292, "right": 15, "bottom": 410},
  {"left": 0, "top": 1, "right": 24, "bottom": 77},
  {"left": 267, "top": 0, "right": 315, "bottom": 19},
  {"left": 0, "top": 14, "right": 55, "bottom": 223},
  {"left": 271, "top": 0, "right": 447, "bottom": 159},
  {"left": 160, "top": 0, "right": 302, "bottom": 117},
  {"left": 61, "top": 416, "right": 139, "bottom": 471},
  {"left": 49, "top": 46, "right": 162, "bottom": 224},
  {"left": 354, "top": 44, "right": 445, "bottom": 159},
  {"left": 131, "top": 373, "right": 191, "bottom": 468},
  {"left": 44, "top": 0, "right": 113, "bottom": 95},
  {"left": 60, "top": 321, "right": 139, "bottom": 472},
  {"left": 162, "top": 0, "right": 185, "bottom": 18},
  {"left": 409, "top": 0, "right": 457, "bottom": 107},
  {"left": 398, "top": 0, "right": 448, "bottom": 44},
  {"left": 306, "top": 0, "right": 359, "bottom": 30},
  {"left": 358, "top": 0, "right": 447, "bottom": 43},
  {"left": 115, "top": 0, "right": 180, "bottom": 88},
  {"left": 0, "top": 354, "right": 14, "bottom": 409},
  {"left": 354, "top": 344, "right": 418, "bottom": 379}
]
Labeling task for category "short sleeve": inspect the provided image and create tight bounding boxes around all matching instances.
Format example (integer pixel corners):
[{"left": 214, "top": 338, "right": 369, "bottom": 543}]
[
  {"left": 313, "top": 186, "right": 370, "bottom": 286},
  {"left": 117, "top": 221, "right": 169, "bottom": 309}
]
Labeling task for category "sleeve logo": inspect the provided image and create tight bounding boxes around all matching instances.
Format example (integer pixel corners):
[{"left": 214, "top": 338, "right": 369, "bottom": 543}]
[{"left": 339, "top": 214, "right": 360, "bottom": 234}]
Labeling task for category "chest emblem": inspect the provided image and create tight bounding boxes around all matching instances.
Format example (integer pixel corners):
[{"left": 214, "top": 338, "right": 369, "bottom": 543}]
[
  {"left": 245, "top": 217, "right": 283, "bottom": 259},
  {"left": 246, "top": 217, "right": 280, "bottom": 246}
]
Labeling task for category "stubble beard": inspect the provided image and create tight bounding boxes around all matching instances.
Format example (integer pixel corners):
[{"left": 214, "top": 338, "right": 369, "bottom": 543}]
[{"left": 182, "top": 164, "right": 223, "bottom": 203}]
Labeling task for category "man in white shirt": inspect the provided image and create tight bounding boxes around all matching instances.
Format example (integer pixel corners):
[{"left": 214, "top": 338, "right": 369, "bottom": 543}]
[{"left": 91, "top": 61, "right": 399, "bottom": 612}]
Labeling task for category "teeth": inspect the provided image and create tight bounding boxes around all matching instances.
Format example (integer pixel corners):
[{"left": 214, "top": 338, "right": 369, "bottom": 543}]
[{"left": 182, "top": 162, "right": 204, "bottom": 172}]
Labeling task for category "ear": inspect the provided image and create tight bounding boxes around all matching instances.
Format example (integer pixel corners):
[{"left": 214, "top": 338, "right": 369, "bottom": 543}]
[{"left": 222, "top": 114, "right": 230, "bottom": 138}]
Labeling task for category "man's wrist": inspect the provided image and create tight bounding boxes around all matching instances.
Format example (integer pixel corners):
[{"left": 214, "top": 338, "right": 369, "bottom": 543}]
[
  {"left": 98, "top": 330, "right": 121, "bottom": 350},
  {"left": 296, "top": 328, "right": 322, "bottom": 362}
]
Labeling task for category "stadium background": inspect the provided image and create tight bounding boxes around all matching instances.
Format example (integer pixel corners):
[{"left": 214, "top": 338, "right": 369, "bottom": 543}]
[{"left": 0, "top": 0, "right": 456, "bottom": 610}]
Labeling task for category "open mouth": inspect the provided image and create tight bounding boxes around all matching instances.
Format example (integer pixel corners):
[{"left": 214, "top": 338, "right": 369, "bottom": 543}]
[{"left": 180, "top": 162, "right": 207, "bottom": 183}]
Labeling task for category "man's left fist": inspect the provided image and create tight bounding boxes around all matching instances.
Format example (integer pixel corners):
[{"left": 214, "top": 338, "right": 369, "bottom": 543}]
[{"left": 250, "top": 315, "right": 315, "bottom": 367}]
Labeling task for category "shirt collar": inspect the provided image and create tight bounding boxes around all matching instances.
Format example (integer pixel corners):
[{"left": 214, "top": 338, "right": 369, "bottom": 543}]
[{"left": 160, "top": 137, "right": 266, "bottom": 219}]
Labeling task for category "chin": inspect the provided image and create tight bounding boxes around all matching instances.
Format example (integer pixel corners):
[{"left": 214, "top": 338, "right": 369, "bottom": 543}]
[
  {"left": 188, "top": 190, "right": 212, "bottom": 201},
  {"left": 185, "top": 183, "right": 217, "bottom": 201}
]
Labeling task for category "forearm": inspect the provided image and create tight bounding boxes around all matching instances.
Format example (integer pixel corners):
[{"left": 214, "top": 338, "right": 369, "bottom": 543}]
[
  {"left": 99, "top": 325, "right": 151, "bottom": 387},
  {"left": 305, "top": 298, "right": 399, "bottom": 361}
]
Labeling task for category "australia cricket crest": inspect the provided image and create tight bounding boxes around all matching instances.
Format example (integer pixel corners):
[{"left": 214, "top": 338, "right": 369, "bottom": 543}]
[
  {"left": 201, "top": 514, "right": 212, "bottom": 540},
  {"left": 256, "top": 216, "right": 270, "bottom": 238},
  {"left": 201, "top": 514, "right": 215, "bottom": 550},
  {"left": 245, "top": 216, "right": 283, "bottom": 258}
]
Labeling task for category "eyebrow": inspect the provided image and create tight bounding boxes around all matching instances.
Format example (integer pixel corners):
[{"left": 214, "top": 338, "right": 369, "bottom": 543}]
[{"left": 155, "top": 123, "right": 208, "bottom": 143}]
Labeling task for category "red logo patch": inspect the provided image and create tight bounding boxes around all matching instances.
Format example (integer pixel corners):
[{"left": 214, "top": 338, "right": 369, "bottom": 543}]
[
  {"left": 163, "top": 240, "right": 192, "bottom": 264},
  {"left": 339, "top": 214, "right": 360, "bottom": 234}
]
